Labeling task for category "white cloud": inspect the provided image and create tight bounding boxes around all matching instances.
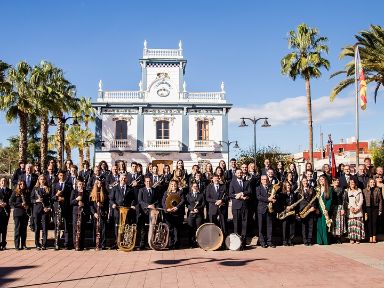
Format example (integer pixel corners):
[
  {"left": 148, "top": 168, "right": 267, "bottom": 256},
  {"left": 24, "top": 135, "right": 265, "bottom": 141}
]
[{"left": 229, "top": 95, "right": 354, "bottom": 125}]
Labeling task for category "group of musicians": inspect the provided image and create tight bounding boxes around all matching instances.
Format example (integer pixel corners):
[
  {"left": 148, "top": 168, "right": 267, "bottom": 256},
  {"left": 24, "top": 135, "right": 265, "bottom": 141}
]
[{"left": 0, "top": 156, "right": 382, "bottom": 251}]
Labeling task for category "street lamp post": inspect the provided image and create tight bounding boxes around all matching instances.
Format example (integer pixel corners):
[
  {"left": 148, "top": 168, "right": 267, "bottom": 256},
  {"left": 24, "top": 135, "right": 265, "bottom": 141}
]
[
  {"left": 85, "top": 140, "right": 105, "bottom": 168},
  {"left": 239, "top": 117, "right": 271, "bottom": 167},
  {"left": 49, "top": 115, "right": 80, "bottom": 169},
  {"left": 219, "top": 140, "right": 239, "bottom": 166}
]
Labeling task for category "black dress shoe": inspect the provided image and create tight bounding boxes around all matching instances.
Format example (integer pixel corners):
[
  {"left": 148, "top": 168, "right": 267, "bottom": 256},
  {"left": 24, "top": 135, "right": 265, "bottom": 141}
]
[
  {"left": 21, "top": 246, "right": 28, "bottom": 250},
  {"left": 269, "top": 244, "right": 276, "bottom": 248},
  {"left": 262, "top": 244, "right": 268, "bottom": 248},
  {"left": 0, "top": 246, "right": 3, "bottom": 251},
  {"left": 15, "top": 247, "right": 20, "bottom": 251},
  {"left": 283, "top": 243, "right": 288, "bottom": 246},
  {"left": 41, "top": 247, "right": 47, "bottom": 250},
  {"left": 54, "top": 246, "right": 60, "bottom": 250}
]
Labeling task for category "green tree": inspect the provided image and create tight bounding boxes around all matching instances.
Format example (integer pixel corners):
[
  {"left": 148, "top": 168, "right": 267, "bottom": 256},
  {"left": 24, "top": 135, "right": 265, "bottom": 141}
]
[
  {"left": 0, "top": 61, "right": 34, "bottom": 162},
  {"left": 370, "top": 140, "right": 384, "bottom": 167},
  {"left": 330, "top": 25, "right": 384, "bottom": 102},
  {"left": 281, "top": 23, "right": 330, "bottom": 165},
  {"left": 237, "top": 145, "right": 289, "bottom": 169},
  {"left": 0, "top": 60, "right": 11, "bottom": 92}
]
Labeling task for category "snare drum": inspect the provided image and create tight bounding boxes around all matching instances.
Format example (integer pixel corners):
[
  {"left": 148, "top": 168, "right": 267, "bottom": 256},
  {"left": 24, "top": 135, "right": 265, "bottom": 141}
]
[{"left": 225, "top": 233, "right": 242, "bottom": 251}]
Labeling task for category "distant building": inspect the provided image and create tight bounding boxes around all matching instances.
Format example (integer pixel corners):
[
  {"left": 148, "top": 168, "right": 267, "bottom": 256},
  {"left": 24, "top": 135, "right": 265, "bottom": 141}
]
[{"left": 92, "top": 41, "right": 232, "bottom": 172}]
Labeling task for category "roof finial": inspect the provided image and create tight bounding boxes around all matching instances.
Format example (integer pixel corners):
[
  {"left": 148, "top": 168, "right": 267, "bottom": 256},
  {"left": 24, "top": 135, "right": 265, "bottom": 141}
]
[
  {"left": 139, "top": 80, "right": 143, "bottom": 91},
  {"left": 221, "top": 81, "right": 225, "bottom": 92},
  {"left": 144, "top": 40, "right": 147, "bottom": 49},
  {"left": 179, "top": 40, "right": 183, "bottom": 50},
  {"left": 98, "top": 80, "right": 103, "bottom": 92}
]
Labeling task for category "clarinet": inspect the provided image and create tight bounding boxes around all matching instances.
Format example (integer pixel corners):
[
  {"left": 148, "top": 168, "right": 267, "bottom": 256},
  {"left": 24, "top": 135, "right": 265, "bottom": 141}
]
[
  {"left": 75, "top": 188, "right": 83, "bottom": 250},
  {"left": 54, "top": 201, "right": 62, "bottom": 249},
  {"left": 95, "top": 190, "right": 101, "bottom": 250}
]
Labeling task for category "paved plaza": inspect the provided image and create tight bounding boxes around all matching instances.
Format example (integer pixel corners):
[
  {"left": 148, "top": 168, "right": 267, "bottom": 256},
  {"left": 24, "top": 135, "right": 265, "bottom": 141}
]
[{"left": 1, "top": 243, "right": 384, "bottom": 288}]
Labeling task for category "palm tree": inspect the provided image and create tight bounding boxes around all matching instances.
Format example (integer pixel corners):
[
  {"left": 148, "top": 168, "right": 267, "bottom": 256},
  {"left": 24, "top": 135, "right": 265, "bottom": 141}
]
[
  {"left": 0, "top": 61, "right": 34, "bottom": 162},
  {"left": 74, "top": 97, "right": 96, "bottom": 162},
  {"left": 281, "top": 23, "right": 330, "bottom": 164},
  {"left": 330, "top": 25, "right": 384, "bottom": 102},
  {"left": 0, "top": 60, "right": 11, "bottom": 92}
]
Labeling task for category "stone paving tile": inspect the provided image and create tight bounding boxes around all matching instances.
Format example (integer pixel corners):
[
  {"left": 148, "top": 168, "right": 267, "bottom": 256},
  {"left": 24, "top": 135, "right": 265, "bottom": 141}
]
[{"left": 1, "top": 245, "right": 384, "bottom": 288}]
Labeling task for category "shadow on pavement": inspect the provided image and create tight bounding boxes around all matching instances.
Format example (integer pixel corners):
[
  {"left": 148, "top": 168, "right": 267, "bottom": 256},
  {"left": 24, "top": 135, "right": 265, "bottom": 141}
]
[{"left": 0, "top": 265, "right": 38, "bottom": 287}]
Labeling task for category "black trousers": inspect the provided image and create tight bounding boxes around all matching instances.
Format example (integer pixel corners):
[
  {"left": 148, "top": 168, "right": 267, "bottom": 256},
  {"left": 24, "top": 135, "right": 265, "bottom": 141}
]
[
  {"left": 0, "top": 211, "right": 10, "bottom": 247},
  {"left": 165, "top": 214, "right": 183, "bottom": 248},
  {"left": 33, "top": 207, "right": 48, "bottom": 248},
  {"left": 282, "top": 216, "right": 295, "bottom": 244},
  {"left": 72, "top": 212, "right": 86, "bottom": 249},
  {"left": 187, "top": 213, "right": 203, "bottom": 245},
  {"left": 301, "top": 214, "right": 314, "bottom": 244},
  {"left": 366, "top": 206, "right": 379, "bottom": 237},
  {"left": 258, "top": 212, "right": 273, "bottom": 245},
  {"left": 14, "top": 214, "right": 28, "bottom": 248},
  {"left": 93, "top": 217, "right": 107, "bottom": 248},
  {"left": 138, "top": 214, "right": 149, "bottom": 247},
  {"left": 233, "top": 207, "right": 248, "bottom": 239},
  {"left": 209, "top": 209, "right": 227, "bottom": 235}
]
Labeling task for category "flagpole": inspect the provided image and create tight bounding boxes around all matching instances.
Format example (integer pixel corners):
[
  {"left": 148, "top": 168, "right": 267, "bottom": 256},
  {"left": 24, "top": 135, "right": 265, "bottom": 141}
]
[{"left": 354, "top": 45, "right": 360, "bottom": 167}]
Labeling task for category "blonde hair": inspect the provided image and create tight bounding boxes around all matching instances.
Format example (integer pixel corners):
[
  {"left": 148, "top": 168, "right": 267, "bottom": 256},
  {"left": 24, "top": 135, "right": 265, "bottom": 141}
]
[{"left": 90, "top": 181, "right": 105, "bottom": 202}]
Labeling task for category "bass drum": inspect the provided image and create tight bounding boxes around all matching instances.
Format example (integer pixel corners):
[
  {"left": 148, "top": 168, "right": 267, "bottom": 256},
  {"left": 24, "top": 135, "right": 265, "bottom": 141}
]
[
  {"left": 196, "top": 223, "right": 223, "bottom": 251},
  {"left": 225, "top": 233, "right": 242, "bottom": 251}
]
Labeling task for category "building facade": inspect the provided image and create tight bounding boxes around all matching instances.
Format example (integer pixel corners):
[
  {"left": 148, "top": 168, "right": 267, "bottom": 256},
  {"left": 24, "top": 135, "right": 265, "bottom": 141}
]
[{"left": 93, "top": 41, "right": 232, "bottom": 172}]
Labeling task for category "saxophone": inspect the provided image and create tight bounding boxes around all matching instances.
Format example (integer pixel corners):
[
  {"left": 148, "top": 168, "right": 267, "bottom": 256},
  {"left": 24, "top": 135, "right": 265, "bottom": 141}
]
[
  {"left": 268, "top": 181, "right": 280, "bottom": 213},
  {"left": 148, "top": 208, "right": 169, "bottom": 250},
  {"left": 299, "top": 188, "right": 320, "bottom": 219},
  {"left": 117, "top": 207, "right": 137, "bottom": 252},
  {"left": 75, "top": 188, "right": 83, "bottom": 251},
  {"left": 277, "top": 193, "right": 304, "bottom": 220},
  {"left": 317, "top": 187, "right": 333, "bottom": 232}
]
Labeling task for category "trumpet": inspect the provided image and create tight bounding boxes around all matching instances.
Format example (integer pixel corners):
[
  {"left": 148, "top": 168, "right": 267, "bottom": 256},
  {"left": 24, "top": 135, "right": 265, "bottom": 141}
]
[
  {"left": 129, "top": 175, "right": 143, "bottom": 187},
  {"left": 152, "top": 175, "right": 164, "bottom": 189}
]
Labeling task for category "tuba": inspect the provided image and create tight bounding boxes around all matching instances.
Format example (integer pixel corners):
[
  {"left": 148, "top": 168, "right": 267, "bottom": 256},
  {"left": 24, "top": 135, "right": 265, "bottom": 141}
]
[
  {"left": 268, "top": 181, "right": 280, "bottom": 213},
  {"left": 117, "top": 207, "right": 137, "bottom": 252},
  {"left": 148, "top": 208, "right": 169, "bottom": 250},
  {"left": 299, "top": 188, "right": 321, "bottom": 219}
]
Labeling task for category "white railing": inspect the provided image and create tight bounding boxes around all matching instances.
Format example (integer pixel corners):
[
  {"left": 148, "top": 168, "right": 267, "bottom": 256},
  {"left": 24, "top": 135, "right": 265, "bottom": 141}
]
[
  {"left": 109, "top": 139, "right": 132, "bottom": 149},
  {"left": 181, "top": 92, "right": 225, "bottom": 102},
  {"left": 194, "top": 140, "right": 215, "bottom": 148},
  {"left": 146, "top": 139, "right": 181, "bottom": 150},
  {"left": 143, "top": 48, "right": 183, "bottom": 59},
  {"left": 103, "top": 91, "right": 144, "bottom": 100}
]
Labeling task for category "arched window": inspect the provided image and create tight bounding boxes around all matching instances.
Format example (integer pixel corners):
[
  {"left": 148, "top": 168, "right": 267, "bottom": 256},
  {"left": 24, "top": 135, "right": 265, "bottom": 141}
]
[
  {"left": 156, "top": 120, "right": 169, "bottom": 140},
  {"left": 197, "top": 120, "right": 209, "bottom": 141},
  {"left": 115, "top": 120, "right": 127, "bottom": 139}
]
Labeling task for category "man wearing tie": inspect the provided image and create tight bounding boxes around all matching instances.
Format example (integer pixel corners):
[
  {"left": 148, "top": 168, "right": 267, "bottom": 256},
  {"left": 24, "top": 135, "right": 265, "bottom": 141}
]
[
  {"left": 186, "top": 182, "right": 205, "bottom": 247},
  {"left": 137, "top": 176, "right": 158, "bottom": 250},
  {"left": 110, "top": 174, "right": 136, "bottom": 249},
  {"left": 256, "top": 175, "right": 276, "bottom": 248},
  {"left": 44, "top": 164, "right": 57, "bottom": 190},
  {"left": 68, "top": 165, "right": 79, "bottom": 191},
  {"left": 229, "top": 169, "right": 251, "bottom": 249},
  {"left": 52, "top": 171, "right": 72, "bottom": 249},
  {"left": 79, "top": 160, "right": 93, "bottom": 187},
  {"left": 106, "top": 165, "right": 120, "bottom": 194},
  {"left": 206, "top": 174, "right": 227, "bottom": 235},
  {"left": 0, "top": 178, "right": 12, "bottom": 250},
  {"left": 339, "top": 165, "right": 357, "bottom": 190},
  {"left": 19, "top": 164, "right": 38, "bottom": 231},
  {"left": 224, "top": 158, "right": 237, "bottom": 187}
]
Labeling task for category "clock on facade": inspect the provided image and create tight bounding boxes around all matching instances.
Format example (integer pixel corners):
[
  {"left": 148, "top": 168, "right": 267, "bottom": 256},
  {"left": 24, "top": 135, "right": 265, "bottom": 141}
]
[{"left": 156, "top": 80, "right": 171, "bottom": 97}]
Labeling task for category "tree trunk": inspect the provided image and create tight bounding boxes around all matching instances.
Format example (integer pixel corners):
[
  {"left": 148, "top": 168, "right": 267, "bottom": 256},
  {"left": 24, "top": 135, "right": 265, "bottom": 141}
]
[
  {"left": 305, "top": 78, "right": 314, "bottom": 165},
  {"left": 85, "top": 146, "right": 91, "bottom": 164},
  {"left": 78, "top": 147, "right": 84, "bottom": 168},
  {"left": 40, "top": 115, "right": 48, "bottom": 173},
  {"left": 65, "top": 142, "right": 71, "bottom": 161},
  {"left": 57, "top": 114, "right": 64, "bottom": 169},
  {"left": 18, "top": 111, "right": 28, "bottom": 162}
]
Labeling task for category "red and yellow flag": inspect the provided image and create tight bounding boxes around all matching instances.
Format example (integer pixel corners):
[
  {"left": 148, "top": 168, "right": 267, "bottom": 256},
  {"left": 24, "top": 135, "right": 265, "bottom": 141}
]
[{"left": 355, "top": 47, "right": 367, "bottom": 110}]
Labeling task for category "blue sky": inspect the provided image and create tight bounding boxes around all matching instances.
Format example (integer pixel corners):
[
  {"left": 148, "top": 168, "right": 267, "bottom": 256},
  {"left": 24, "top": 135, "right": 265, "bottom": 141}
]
[{"left": 1, "top": 0, "right": 383, "bottom": 160}]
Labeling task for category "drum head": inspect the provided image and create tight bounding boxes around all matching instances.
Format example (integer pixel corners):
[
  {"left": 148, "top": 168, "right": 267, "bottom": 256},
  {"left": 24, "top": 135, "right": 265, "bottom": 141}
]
[
  {"left": 225, "top": 233, "right": 242, "bottom": 251},
  {"left": 195, "top": 223, "right": 223, "bottom": 251}
]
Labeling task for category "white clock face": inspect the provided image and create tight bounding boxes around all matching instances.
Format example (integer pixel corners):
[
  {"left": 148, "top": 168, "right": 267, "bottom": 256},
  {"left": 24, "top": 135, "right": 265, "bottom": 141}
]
[{"left": 156, "top": 80, "right": 171, "bottom": 97}]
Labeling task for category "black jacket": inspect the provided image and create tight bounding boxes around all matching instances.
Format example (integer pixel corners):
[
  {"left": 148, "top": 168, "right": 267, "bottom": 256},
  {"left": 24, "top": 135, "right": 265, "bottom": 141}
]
[
  {"left": 19, "top": 173, "right": 38, "bottom": 192},
  {"left": 162, "top": 190, "right": 185, "bottom": 217},
  {"left": 110, "top": 184, "right": 136, "bottom": 208},
  {"left": 138, "top": 187, "right": 159, "bottom": 216},
  {"left": 31, "top": 187, "right": 51, "bottom": 213},
  {"left": 185, "top": 192, "right": 205, "bottom": 216},
  {"left": 10, "top": 191, "right": 30, "bottom": 217},
  {"left": 229, "top": 178, "right": 251, "bottom": 209},
  {"left": 0, "top": 187, "right": 12, "bottom": 215},
  {"left": 256, "top": 185, "right": 270, "bottom": 214},
  {"left": 205, "top": 183, "right": 227, "bottom": 215}
]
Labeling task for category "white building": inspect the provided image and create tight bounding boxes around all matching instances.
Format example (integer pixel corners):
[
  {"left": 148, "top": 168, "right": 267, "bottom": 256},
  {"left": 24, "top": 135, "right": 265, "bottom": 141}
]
[{"left": 93, "top": 41, "right": 232, "bottom": 172}]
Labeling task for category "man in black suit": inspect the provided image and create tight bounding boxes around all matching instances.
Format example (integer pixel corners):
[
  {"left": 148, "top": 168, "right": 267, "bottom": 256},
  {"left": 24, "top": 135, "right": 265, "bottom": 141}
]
[
  {"left": 127, "top": 162, "right": 144, "bottom": 203},
  {"left": 79, "top": 160, "right": 93, "bottom": 188},
  {"left": 224, "top": 158, "right": 237, "bottom": 185},
  {"left": 339, "top": 165, "right": 357, "bottom": 190},
  {"left": 86, "top": 165, "right": 104, "bottom": 193},
  {"left": 261, "top": 159, "right": 272, "bottom": 176},
  {"left": 0, "top": 178, "right": 12, "bottom": 250},
  {"left": 44, "top": 164, "right": 57, "bottom": 190},
  {"left": 110, "top": 174, "right": 136, "bottom": 248},
  {"left": 241, "top": 163, "right": 258, "bottom": 237},
  {"left": 356, "top": 164, "right": 369, "bottom": 190},
  {"left": 137, "top": 176, "right": 158, "bottom": 250},
  {"left": 19, "top": 163, "right": 38, "bottom": 231},
  {"left": 12, "top": 160, "right": 25, "bottom": 187},
  {"left": 229, "top": 168, "right": 251, "bottom": 248},
  {"left": 205, "top": 174, "right": 227, "bottom": 235},
  {"left": 106, "top": 165, "right": 120, "bottom": 194},
  {"left": 256, "top": 175, "right": 276, "bottom": 248},
  {"left": 67, "top": 165, "right": 79, "bottom": 191},
  {"left": 51, "top": 171, "right": 72, "bottom": 249},
  {"left": 186, "top": 181, "right": 205, "bottom": 247}
]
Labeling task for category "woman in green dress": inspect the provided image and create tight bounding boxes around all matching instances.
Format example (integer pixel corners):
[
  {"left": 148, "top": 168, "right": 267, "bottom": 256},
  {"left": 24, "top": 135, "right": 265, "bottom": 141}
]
[{"left": 317, "top": 175, "right": 333, "bottom": 245}]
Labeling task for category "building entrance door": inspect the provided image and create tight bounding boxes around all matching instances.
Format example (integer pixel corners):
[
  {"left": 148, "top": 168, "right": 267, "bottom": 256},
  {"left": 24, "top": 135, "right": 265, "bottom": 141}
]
[{"left": 152, "top": 160, "right": 174, "bottom": 174}]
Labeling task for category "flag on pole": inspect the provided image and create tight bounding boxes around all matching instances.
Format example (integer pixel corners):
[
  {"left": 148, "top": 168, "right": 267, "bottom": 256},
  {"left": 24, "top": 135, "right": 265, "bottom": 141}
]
[
  {"left": 355, "top": 46, "right": 367, "bottom": 110},
  {"left": 328, "top": 134, "right": 336, "bottom": 178}
]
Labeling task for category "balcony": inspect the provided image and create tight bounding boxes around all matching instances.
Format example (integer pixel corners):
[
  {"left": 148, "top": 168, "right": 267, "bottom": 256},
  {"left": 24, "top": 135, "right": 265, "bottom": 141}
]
[
  {"left": 98, "top": 90, "right": 145, "bottom": 102},
  {"left": 143, "top": 48, "right": 183, "bottom": 59},
  {"left": 193, "top": 140, "right": 216, "bottom": 151},
  {"left": 107, "top": 139, "right": 133, "bottom": 150},
  {"left": 145, "top": 139, "right": 182, "bottom": 151},
  {"left": 180, "top": 92, "right": 226, "bottom": 103}
]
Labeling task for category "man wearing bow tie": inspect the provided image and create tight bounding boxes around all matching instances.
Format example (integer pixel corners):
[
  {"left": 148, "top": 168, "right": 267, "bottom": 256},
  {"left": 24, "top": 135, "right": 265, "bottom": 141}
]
[{"left": 229, "top": 168, "right": 251, "bottom": 249}]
